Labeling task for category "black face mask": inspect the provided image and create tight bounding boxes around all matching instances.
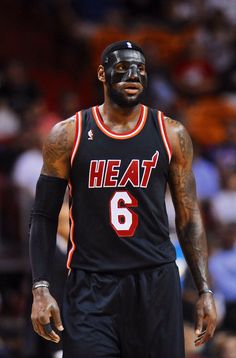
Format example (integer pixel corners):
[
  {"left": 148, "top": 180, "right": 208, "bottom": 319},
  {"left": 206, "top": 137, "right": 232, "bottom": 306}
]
[{"left": 104, "top": 49, "right": 147, "bottom": 108}]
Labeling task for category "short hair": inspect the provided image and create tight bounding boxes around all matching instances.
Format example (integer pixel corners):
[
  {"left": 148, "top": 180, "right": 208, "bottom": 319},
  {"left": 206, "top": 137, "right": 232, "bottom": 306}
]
[{"left": 101, "top": 40, "right": 145, "bottom": 65}]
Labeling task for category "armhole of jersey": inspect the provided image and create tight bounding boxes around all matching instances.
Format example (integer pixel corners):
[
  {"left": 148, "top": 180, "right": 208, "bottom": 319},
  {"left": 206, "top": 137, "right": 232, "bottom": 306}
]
[
  {"left": 67, "top": 200, "right": 76, "bottom": 270},
  {"left": 67, "top": 111, "right": 82, "bottom": 269},
  {"left": 70, "top": 110, "right": 83, "bottom": 167},
  {"left": 157, "top": 111, "right": 172, "bottom": 163}
]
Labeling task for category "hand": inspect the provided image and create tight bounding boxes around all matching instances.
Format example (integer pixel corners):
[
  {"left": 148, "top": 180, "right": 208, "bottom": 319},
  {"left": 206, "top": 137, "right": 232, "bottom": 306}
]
[
  {"left": 31, "top": 287, "right": 64, "bottom": 343},
  {"left": 194, "top": 292, "right": 217, "bottom": 346}
]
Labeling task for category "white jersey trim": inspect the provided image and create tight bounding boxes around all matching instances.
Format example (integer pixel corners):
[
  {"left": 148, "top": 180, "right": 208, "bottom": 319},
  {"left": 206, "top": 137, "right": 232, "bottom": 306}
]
[{"left": 70, "top": 111, "right": 82, "bottom": 166}]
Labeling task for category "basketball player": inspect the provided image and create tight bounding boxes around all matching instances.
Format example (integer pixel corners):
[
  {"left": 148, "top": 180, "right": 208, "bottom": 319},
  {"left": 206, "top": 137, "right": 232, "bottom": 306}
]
[{"left": 29, "top": 41, "right": 217, "bottom": 357}]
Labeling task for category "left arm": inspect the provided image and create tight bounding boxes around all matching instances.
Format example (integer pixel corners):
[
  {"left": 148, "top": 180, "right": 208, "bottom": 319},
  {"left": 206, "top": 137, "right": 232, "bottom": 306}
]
[{"left": 165, "top": 117, "right": 217, "bottom": 346}]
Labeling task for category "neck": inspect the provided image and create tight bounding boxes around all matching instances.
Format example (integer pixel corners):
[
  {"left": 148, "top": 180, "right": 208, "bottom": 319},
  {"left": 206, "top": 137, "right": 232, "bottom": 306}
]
[{"left": 100, "top": 96, "right": 142, "bottom": 126}]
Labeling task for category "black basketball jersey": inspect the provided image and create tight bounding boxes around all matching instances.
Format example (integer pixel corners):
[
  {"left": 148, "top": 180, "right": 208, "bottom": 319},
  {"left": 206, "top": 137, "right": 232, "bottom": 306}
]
[{"left": 67, "top": 105, "right": 176, "bottom": 272}]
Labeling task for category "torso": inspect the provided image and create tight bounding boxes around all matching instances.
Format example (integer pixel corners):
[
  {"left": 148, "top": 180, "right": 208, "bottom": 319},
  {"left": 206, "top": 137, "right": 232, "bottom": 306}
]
[{"left": 66, "top": 105, "right": 176, "bottom": 272}]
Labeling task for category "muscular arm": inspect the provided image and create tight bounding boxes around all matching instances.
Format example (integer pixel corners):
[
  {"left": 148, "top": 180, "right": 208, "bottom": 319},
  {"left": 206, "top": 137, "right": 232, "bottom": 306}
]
[
  {"left": 166, "top": 118, "right": 208, "bottom": 292},
  {"left": 30, "top": 118, "right": 75, "bottom": 281},
  {"left": 41, "top": 117, "right": 76, "bottom": 178},
  {"left": 30, "top": 117, "right": 75, "bottom": 343},
  {"left": 165, "top": 117, "right": 217, "bottom": 345}
]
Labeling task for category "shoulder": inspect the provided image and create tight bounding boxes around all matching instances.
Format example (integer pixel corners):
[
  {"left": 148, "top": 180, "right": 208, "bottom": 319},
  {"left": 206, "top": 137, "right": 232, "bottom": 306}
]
[
  {"left": 164, "top": 116, "right": 193, "bottom": 163},
  {"left": 44, "top": 115, "right": 77, "bottom": 151},
  {"left": 41, "top": 115, "right": 78, "bottom": 177},
  {"left": 164, "top": 116, "right": 186, "bottom": 137},
  {"left": 50, "top": 115, "right": 76, "bottom": 138}
]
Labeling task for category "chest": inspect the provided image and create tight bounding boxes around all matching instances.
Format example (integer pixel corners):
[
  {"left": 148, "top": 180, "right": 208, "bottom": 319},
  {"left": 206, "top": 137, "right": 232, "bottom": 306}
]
[{"left": 71, "top": 110, "right": 170, "bottom": 190}]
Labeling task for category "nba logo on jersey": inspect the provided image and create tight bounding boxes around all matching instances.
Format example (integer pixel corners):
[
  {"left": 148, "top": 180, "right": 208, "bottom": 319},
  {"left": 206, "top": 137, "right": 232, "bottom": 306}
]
[
  {"left": 126, "top": 42, "right": 132, "bottom": 48},
  {"left": 88, "top": 129, "right": 94, "bottom": 140}
]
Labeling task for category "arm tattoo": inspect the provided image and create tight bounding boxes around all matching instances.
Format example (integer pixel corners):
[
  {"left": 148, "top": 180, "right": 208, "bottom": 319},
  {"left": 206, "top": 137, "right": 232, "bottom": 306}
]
[
  {"left": 169, "top": 125, "right": 209, "bottom": 292},
  {"left": 170, "top": 166, "right": 198, "bottom": 212},
  {"left": 165, "top": 116, "right": 180, "bottom": 127},
  {"left": 42, "top": 121, "right": 73, "bottom": 177},
  {"left": 178, "top": 128, "right": 193, "bottom": 161},
  {"left": 177, "top": 218, "right": 208, "bottom": 292}
]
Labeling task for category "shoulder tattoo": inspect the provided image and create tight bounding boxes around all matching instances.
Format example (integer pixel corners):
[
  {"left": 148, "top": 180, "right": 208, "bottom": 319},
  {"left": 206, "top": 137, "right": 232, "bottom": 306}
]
[
  {"left": 165, "top": 116, "right": 180, "bottom": 127},
  {"left": 42, "top": 120, "right": 74, "bottom": 176}
]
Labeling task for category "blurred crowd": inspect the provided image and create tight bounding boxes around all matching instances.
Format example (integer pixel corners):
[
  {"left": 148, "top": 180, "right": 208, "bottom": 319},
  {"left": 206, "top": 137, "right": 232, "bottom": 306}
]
[{"left": 1, "top": 0, "right": 236, "bottom": 357}]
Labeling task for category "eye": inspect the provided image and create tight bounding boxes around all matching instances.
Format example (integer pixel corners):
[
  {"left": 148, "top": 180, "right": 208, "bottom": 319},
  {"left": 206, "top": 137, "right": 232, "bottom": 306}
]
[
  {"left": 115, "top": 63, "right": 127, "bottom": 72},
  {"left": 138, "top": 64, "right": 145, "bottom": 73}
]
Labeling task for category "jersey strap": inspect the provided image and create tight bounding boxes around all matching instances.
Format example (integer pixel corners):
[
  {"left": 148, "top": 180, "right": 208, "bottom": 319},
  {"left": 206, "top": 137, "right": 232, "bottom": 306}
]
[{"left": 157, "top": 111, "right": 172, "bottom": 163}]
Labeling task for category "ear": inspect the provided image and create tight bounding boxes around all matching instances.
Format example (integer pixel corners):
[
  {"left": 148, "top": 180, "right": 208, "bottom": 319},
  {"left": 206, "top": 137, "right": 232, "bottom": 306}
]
[{"left": 98, "top": 65, "right": 106, "bottom": 83}]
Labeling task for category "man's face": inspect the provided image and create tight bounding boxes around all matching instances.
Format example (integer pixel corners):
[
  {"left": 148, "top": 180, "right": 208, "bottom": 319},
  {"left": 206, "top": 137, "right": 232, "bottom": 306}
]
[{"left": 104, "top": 49, "right": 147, "bottom": 108}]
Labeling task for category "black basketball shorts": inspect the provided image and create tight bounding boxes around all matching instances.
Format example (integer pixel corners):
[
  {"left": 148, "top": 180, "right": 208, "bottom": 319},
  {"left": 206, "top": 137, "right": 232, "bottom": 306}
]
[{"left": 62, "top": 262, "right": 185, "bottom": 358}]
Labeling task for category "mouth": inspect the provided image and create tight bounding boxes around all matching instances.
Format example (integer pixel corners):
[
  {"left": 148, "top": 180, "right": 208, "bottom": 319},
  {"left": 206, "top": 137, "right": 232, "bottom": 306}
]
[{"left": 122, "top": 82, "right": 142, "bottom": 95}]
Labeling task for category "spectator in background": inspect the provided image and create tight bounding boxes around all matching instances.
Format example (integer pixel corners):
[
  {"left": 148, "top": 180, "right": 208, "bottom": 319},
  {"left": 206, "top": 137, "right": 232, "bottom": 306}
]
[
  {"left": 11, "top": 131, "right": 43, "bottom": 244},
  {"left": 11, "top": 97, "right": 60, "bottom": 242},
  {"left": 0, "top": 96, "right": 21, "bottom": 173},
  {"left": 205, "top": 0, "right": 236, "bottom": 26},
  {"left": 192, "top": 141, "right": 220, "bottom": 202},
  {"left": 171, "top": 39, "right": 218, "bottom": 98},
  {"left": 0, "top": 60, "right": 40, "bottom": 115},
  {"left": 209, "top": 223, "right": 236, "bottom": 331},
  {"left": 210, "top": 170, "right": 236, "bottom": 225},
  {"left": 0, "top": 97, "right": 20, "bottom": 143},
  {"left": 145, "top": 50, "right": 179, "bottom": 114},
  {"left": 209, "top": 120, "right": 236, "bottom": 180},
  {"left": 161, "top": 0, "right": 205, "bottom": 29},
  {"left": 194, "top": 10, "right": 236, "bottom": 82},
  {"left": 183, "top": 97, "right": 236, "bottom": 147},
  {"left": 58, "top": 91, "right": 80, "bottom": 119}
]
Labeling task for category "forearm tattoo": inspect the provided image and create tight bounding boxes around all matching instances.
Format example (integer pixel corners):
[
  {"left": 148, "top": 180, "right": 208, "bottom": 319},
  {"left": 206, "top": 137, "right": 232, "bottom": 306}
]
[{"left": 177, "top": 217, "right": 208, "bottom": 292}]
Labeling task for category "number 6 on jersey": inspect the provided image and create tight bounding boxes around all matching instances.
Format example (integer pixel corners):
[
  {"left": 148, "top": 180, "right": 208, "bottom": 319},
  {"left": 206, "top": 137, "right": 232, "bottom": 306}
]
[{"left": 110, "top": 191, "right": 138, "bottom": 237}]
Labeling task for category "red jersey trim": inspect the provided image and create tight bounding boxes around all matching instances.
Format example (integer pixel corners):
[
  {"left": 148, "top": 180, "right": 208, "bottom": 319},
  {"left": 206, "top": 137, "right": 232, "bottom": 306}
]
[
  {"left": 67, "top": 181, "right": 76, "bottom": 269},
  {"left": 67, "top": 111, "right": 82, "bottom": 269},
  {"left": 157, "top": 111, "right": 172, "bottom": 163},
  {"left": 92, "top": 105, "right": 148, "bottom": 140},
  {"left": 70, "top": 111, "right": 82, "bottom": 166}
]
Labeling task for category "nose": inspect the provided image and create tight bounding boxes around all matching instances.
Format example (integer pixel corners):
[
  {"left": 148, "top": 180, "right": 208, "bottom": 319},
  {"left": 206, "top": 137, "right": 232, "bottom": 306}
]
[{"left": 127, "top": 64, "right": 139, "bottom": 80}]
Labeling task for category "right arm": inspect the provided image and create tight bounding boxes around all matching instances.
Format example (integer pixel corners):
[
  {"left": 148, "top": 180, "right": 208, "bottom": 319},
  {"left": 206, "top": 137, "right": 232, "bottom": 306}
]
[{"left": 30, "top": 118, "right": 75, "bottom": 342}]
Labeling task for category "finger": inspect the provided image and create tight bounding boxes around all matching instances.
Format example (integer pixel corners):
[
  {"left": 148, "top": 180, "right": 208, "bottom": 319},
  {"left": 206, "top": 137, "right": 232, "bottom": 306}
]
[
  {"left": 195, "top": 311, "right": 203, "bottom": 335},
  {"left": 36, "top": 308, "right": 61, "bottom": 342},
  {"left": 47, "top": 330, "right": 61, "bottom": 343},
  {"left": 32, "top": 319, "right": 46, "bottom": 338},
  {"left": 43, "top": 323, "right": 61, "bottom": 343},
  {"left": 195, "top": 329, "right": 206, "bottom": 338},
  {"left": 43, "top": 323, "right": 53, "bottom": 335},
  {"left": 195, "top": 320, "right": 214, "bottom": 346},
  {"left": 34, "top": 321, "right": 52, "bottom": 341},
  {"left": 39, "top": 327, "right": 60, "bottom": 342},
  {"left": 32, "top": 321, "right": 40, "bottom": 335},
  {"left": 51, "top": 306, "right": 64, "bottom": 331},
  {"left": 36, "top": 318, "right": 60, "bottom": 343},
  {"left": 195, "top": 332, "right": 211, "bottom": 346},
  {"left": 200, "top": 322, "right": 215, "bottom": 344}
]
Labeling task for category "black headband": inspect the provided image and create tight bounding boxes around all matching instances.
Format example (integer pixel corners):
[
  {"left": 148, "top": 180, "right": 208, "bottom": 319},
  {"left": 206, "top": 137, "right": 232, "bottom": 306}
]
[{"left": 101, "top": 40, "right": 145, "bottom": 65}]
